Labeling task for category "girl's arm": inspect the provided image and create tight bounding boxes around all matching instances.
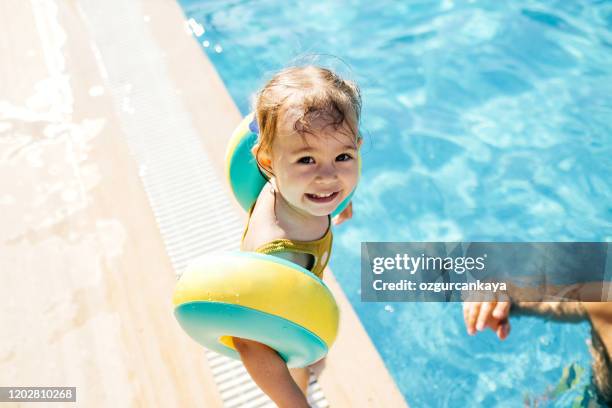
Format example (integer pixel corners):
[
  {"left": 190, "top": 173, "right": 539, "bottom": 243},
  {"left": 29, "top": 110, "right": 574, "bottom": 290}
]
[{"left": 332, "top": 201, "right": 353, "bottom": 226}]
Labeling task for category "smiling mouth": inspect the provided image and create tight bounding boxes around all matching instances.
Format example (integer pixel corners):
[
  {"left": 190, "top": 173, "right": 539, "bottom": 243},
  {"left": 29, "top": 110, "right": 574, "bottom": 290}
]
[{"left": 305, "top": 191, "right": 340, "bottom": 203}]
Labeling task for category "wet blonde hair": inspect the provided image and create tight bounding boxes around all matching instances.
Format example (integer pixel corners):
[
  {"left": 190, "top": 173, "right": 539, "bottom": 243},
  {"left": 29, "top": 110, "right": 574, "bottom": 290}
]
[{"left": 253, "top": 65, "right": 361, "bottom": 171}]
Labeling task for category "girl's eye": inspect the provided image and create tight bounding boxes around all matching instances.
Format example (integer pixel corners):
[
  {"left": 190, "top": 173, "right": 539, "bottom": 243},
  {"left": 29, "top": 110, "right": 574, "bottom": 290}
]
[
  {"left": 297, "top": 156, "right": 315, "bottom": 164},
  {"left": 336, "top": 153, "right": 353, "bottom": 162}
]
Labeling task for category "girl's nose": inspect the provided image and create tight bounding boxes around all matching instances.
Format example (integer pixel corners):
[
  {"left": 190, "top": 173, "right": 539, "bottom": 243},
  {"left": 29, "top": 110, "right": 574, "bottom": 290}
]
[{"left": 316, "top": 164, "right": 338, "bottom": 183}]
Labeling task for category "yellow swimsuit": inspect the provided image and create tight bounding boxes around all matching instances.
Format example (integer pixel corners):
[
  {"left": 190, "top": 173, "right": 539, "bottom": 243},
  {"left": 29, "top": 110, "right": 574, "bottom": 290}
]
[{"left": 240, "top": 204, "right": 333, "bottom": 279}]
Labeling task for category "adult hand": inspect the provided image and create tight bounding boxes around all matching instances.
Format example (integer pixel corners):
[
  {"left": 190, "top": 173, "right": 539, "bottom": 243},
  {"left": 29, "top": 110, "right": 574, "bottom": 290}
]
[
  {"left": 463, "top": 301, "right": 511, "bottom": 340},
  {"left": 332, "top": 201, "right": 353, "bottom": 226}
]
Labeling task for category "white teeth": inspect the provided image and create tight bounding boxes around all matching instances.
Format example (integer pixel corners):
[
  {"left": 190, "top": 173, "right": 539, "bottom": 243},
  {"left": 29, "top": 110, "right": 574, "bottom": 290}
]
[{"left": 312, "top": 192, "right": 334, "bottom": 198}]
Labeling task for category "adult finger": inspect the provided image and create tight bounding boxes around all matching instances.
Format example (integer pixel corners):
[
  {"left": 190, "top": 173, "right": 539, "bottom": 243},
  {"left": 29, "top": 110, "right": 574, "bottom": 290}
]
[
  {"left": 462, "top": 302, "right": 471, "bottom": 331},
  {"left": 465, "top": 302, "right": 481, "bottom": 335},
  {"left": 492, "top": 300, "right": 510, "bottom": 319},
  {"left": 496, "top": 319, "right": 511, "bottom": 340},
  {"left": 476, "top": 301, "right": 494, "bottom": 331}
]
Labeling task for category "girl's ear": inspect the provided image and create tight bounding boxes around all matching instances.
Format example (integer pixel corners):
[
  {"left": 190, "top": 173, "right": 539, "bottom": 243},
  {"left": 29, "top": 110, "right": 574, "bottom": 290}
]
[{"left": 251, "top": 144, "right": 273, "bottom": 173}]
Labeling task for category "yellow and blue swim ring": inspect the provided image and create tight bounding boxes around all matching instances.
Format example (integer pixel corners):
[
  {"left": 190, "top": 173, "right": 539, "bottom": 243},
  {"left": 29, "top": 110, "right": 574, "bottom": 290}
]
[{"left": 173, "top": 252, "right": 339, "bottom": 368}]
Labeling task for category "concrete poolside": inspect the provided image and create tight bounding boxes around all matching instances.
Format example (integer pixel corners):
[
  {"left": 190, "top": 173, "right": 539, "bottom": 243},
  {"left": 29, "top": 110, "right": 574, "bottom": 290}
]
[{"left": 0, "top": 0, "right": 407, "bottom": 407}]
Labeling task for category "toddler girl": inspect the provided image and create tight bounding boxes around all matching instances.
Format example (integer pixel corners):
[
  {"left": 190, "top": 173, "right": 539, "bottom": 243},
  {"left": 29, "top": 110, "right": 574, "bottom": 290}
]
[{"left": 233, "top": 65, "right": 362, "bottom": 407}]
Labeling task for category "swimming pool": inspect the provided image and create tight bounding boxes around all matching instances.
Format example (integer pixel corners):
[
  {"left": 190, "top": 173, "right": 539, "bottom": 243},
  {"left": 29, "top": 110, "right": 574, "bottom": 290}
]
[{"left": 179, "top": 0, "right": 612, "bottom": 406}]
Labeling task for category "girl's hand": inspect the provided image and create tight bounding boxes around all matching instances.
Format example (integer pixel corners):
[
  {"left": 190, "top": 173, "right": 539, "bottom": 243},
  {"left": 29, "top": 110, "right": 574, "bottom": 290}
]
[{"left": 332, "top": 201, "right": 353, "bottom": 226}]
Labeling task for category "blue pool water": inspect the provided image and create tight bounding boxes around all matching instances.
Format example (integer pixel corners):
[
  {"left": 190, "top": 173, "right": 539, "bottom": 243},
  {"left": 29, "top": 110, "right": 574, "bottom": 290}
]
[{"left": 179, "top": 0, "right": 612, "bottom": 406}]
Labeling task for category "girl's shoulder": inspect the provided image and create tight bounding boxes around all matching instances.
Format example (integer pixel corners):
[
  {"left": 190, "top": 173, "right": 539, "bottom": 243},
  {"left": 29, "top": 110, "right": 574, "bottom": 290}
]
[{"left": 241, "top": 184, "right": 288, "bottom": 252}]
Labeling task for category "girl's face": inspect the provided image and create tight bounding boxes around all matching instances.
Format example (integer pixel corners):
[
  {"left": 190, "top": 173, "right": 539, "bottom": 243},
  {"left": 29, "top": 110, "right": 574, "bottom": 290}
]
[{"left": 259, "top": 114, "right": 362, "bottom": 217}]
